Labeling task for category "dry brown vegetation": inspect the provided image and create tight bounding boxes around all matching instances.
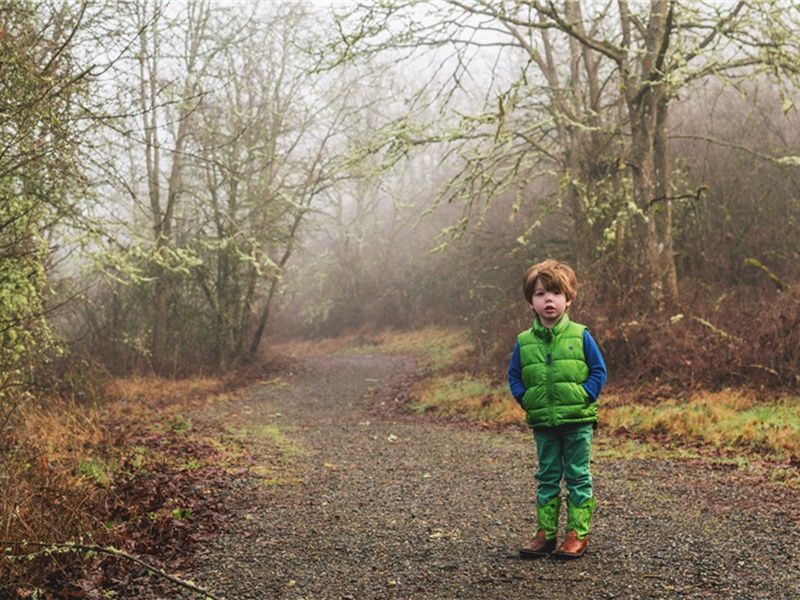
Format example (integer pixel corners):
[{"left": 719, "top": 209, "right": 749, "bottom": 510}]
[
  {"left": 3, "top": 323, "right": 800, "bottom": 597},
  {"left": 0, "top": 358, "right": 286, "bottom": 598},
  {"left": 584, "top": 285, "right": 800, "bottom": 393}
]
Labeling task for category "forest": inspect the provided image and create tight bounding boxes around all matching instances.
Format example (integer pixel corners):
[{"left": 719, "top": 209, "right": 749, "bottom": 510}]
[{"left": 2, "top": 0, "right": 800, "bottom": 597}]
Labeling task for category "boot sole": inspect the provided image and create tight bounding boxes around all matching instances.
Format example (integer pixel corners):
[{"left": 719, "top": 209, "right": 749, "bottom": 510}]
[
  {"left": 519, "top": 540, "right": 557, "bottom": 558},
  {"left": 553, "top": 550, "right": 585, "bottom": 559},
  {"left": 519, "top": 549, "right": 551, "bottom": 559}
]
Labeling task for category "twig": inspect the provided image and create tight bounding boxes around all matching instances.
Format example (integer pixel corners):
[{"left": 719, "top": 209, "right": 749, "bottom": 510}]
[
  {"left": 744, "top": 364, "right": 781, "bottom": 380},
  {"left": 0, "top": 540, "right": 224, "bottom": 600}
]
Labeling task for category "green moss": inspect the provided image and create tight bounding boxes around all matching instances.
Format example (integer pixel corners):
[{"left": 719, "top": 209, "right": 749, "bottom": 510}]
[{"left": 77, "top": 457, "right": 115, "bottom": 486}]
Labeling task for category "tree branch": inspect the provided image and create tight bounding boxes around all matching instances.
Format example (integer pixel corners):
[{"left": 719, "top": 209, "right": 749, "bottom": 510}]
[
  {"left": 646, "top": 185, "right": 708, "bottom": 211},
  {"left": 0, "top": 540, "right": 224, "bottom": 599},
  {"left": 534, "top": 0, "right": 624, "bottom": 64}
]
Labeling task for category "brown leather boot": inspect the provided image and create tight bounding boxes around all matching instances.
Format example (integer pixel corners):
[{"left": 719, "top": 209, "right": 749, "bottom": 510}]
[
  {"left": 553, "top": 530, "right": 588, "bottom": 558},
  {"left": 519, "top": 529, "right": 557, "bottom": 558}
]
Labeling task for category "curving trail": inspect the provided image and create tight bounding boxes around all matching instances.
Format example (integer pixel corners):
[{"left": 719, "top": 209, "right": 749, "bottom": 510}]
[{"left": 192, "top": 354, "right": 800, "bottom": 599}]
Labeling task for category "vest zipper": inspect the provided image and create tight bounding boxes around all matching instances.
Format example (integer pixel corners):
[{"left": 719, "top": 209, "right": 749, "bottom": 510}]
[{"left": 546, "top": 345, "right": 556, "bottom": 426}]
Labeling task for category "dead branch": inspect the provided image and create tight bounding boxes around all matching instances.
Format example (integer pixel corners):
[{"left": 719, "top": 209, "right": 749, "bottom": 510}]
[{"left": 0, "top": 540, "right": 224, "bottom": 600}]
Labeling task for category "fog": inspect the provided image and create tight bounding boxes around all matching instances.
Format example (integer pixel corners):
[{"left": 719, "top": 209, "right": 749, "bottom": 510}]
[{"left": 3, "top": 0, "right": 800, "bottom": 387}]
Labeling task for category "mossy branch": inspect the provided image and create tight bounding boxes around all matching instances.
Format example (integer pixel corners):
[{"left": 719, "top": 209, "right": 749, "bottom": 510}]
[
  {"left": 691, "top": 316, "right": 743, "bottom": 343},
  {"left": 744, "top": 258, "right": 788, "bottom": 291}
]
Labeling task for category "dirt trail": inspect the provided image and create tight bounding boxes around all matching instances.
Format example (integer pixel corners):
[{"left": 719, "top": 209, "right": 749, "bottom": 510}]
[{"left": 191, "top": 354, "right": 800, "bottom": 600}]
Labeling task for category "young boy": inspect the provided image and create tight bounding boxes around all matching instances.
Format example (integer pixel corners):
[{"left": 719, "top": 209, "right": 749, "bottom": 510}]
[{"left": 507, "top": 259, "right": 607, "bottom": 559}]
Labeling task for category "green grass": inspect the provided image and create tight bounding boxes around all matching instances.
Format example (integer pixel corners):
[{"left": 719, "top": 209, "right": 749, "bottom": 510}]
[
  {"left": 246, "top": 423, "right": 304, "bottom": 458},
  {"left": 220, "top": 421, "right": 305, "bottom": 483},
  {"left": 592, "top": 436, "right": 703, "bottom": 461},
  {"left": 76, "top": 457, "right": 115, "bottom": 486}
]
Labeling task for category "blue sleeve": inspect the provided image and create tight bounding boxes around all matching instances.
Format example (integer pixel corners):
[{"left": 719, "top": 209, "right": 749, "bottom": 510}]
[
  {"left": 507, "top": 342, "right": 526, "bottom": 404},
  {"left": 583, "top": 329, "right": 607, "bottom": 402}
]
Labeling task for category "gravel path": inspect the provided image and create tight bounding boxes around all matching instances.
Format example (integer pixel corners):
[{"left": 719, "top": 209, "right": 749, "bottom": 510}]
[{"left": 191, "top": 354, "right": 800, "bottom": 600}]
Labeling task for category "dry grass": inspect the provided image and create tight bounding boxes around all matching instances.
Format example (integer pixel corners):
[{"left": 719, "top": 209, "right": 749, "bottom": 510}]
[
  {"left": 411, "top": 374, "right": 525, "bottom": 427},
  {"left": 601, "top": 389, "right": 800, "bottom": 460},
  {"left": 5, "top": 375, "right": 241, "bottom": 491},
  {"left": 1, "top": 396, "right": 107, "bottom": 592},
  {"left": 0, "top": 368, "right": 262, "bottom": 596},
  {"left": 104, "top": 374, "right": 237, "bottom": 411}
]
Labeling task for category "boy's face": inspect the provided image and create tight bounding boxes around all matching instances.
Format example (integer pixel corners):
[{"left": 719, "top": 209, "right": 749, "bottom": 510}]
[{"left": 529, "top": 279, "right": 571, "bottom": 328}]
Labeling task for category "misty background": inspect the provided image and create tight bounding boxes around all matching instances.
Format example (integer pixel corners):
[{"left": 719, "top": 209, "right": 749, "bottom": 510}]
[{"left": 3, "top": 0, "right": 800, "bottom": 395}]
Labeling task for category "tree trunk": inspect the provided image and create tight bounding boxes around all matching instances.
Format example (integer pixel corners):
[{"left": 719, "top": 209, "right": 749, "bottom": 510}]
[
  {"left": 622, "top": 0, "right": 678, "bottom": 308},
  {"left": 653, "top": 94, "right": 678, "bottom": 304},
  {"left": 248, "top": 209, "right": 305, "bottom": 357},
  {"left": 248, "top": 276, "right": 279, "bottom": 359}
]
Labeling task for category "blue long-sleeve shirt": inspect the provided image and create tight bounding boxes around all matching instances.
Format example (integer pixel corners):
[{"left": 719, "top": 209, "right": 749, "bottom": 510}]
[{"left": 507, "top": 329, "right": 607, "bottom": 404}]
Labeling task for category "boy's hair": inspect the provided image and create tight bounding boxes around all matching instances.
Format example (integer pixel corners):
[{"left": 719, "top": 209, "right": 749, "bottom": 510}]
[{"left": 523, "top": 259, "right": 579, "bottom": 305}]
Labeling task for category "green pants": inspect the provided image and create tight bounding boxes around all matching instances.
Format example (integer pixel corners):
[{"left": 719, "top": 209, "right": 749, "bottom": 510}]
[{"left": 533, "top": 423, "right": 593, "bottom": 507}]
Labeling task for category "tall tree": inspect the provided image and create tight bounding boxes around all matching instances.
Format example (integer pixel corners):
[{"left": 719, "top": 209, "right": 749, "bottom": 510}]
[
  {"left": 92, "top": 0, "right": 231, "bottom": 372},
  {"left": 90, "top": 1, "right": 359, "bottom": 369},
  {"left": 333, "top": 0, "right": 800, "bottom": 306},
  {"left": 0, "top": 0, "right": 95, "bottom": 396},
  {"left": 161, "top": 2, "right": 372, "bottom": 365},
  {"left": 135, "top": 0, "right": 215, "bottom": 371},
  {"left": 189, "top": 2, "right": 355, "bottom": 365}
]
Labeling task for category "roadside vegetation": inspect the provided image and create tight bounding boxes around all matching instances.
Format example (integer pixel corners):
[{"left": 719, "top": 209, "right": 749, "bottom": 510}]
[
  {"left": 0, "top": 362, "right": 290, "bottom": 598},
  {"left": 4, "top": 326, "right": 800, "bottom": 595},
  {"left": 277, "top": 327, "right": 800, "bottom": 477}
]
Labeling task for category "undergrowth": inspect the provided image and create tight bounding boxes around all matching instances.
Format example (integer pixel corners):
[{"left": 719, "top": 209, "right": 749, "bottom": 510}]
[
  {"left": 5, "top": 322, "right": 800, "bottom": 596},
  {"left": 0, "top": 363, "right": 284, "bottom": 599}
]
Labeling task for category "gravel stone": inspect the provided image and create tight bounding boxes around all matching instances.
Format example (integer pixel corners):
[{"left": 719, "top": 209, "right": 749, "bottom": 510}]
[{"left": 188, "top": 354, "right": 800, "bottom": 600}]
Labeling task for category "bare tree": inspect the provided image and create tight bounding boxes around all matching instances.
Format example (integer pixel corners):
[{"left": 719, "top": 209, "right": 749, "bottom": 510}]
[
  {"left": 90, "top": 0, "right": 242, "bottom": 372},
  {"left": 87, "top": 1, "right": 366, "bottom": 368},
  {"left": 180, "top": 3, "right": 367, "bottom": 364},
  {"left": 332, "top": 0, "right": 800, "bottom": 307},
  {"left": 135, "top": 0, "right": 219, "bottom": 371}
]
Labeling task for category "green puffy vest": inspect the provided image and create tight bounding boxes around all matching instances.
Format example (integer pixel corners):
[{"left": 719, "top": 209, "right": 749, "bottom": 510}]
[{"left": 518, "top": 314, "right": 596, "bottom": 429}]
